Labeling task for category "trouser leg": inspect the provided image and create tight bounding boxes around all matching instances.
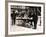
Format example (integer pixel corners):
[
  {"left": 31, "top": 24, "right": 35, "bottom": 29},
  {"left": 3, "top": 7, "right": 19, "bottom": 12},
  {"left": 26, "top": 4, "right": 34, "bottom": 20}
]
[
  {"left": 34, "top": 21, "right": 37, "bottom": 29},
  {"left": 14, "top": 19, "right": 15, "bottom": 25},
  {"left": 12, "top": 19, "right": 14, "bottom": 25},
  {"left": 34, "top": 19, "right": 38, "bottom": 29},
  {"left": 31, "top": 21, "right": 32, "bottom": 25}
]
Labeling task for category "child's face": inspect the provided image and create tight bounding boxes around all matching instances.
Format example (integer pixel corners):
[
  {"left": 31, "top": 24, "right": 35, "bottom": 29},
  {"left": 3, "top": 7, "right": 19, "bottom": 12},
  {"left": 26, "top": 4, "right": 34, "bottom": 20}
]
[{"left": 29, "top": 22, "right": 31, "bottom": 24}]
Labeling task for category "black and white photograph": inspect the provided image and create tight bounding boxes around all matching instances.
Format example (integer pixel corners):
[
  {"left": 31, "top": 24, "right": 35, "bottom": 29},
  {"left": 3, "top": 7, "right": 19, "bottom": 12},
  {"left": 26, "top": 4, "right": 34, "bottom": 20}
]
[{"left": 8, "top": 2, "right": 45, "bottom": 35}]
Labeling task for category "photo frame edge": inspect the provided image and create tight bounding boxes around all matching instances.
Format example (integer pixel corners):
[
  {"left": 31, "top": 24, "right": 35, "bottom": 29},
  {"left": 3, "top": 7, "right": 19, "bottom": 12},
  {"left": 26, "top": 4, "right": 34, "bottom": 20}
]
[{"left": 5, "top": 1, "right": 45, "bottom": 37}]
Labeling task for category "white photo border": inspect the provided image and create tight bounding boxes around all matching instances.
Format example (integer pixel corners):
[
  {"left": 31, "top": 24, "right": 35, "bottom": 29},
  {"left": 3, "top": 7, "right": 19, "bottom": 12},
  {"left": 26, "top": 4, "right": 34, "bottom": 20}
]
[{"left": 7, "top": 1, "right": 45, "bottom": 36}]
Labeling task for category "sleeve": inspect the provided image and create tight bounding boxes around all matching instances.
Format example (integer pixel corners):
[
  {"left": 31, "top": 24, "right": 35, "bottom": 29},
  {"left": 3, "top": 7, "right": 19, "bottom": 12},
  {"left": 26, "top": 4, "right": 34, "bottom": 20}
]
[{"left": 11, "top": 13, "right": 13, "bottom": 17}]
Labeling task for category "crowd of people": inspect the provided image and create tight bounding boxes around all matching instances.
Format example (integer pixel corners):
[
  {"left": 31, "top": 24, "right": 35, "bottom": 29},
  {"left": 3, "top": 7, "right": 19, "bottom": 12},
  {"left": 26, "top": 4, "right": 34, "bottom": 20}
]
[{"left": 11, "top": 7, "right": 39, "bottom": 29}]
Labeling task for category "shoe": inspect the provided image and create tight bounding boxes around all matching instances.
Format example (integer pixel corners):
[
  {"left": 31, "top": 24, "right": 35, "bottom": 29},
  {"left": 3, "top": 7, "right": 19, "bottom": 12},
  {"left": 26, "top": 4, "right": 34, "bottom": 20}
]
[{"left": 32, "top": 28, "right": 36, "bottom": 29}]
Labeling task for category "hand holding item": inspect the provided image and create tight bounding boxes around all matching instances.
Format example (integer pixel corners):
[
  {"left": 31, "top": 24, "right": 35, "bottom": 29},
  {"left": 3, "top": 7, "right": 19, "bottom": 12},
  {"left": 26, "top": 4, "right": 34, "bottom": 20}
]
[{"left": 30, "top": 17, "right": 33, "bottom": 20}]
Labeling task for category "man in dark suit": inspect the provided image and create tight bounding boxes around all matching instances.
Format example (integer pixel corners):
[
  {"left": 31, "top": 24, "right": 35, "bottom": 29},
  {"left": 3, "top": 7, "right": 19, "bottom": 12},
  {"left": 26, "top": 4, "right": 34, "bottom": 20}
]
[
  {"left": 11, "top": 11, "right": 17, "bottom": 25},
  {"left": 33, "top": 12, "right": 38, "bottom": 29}
]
